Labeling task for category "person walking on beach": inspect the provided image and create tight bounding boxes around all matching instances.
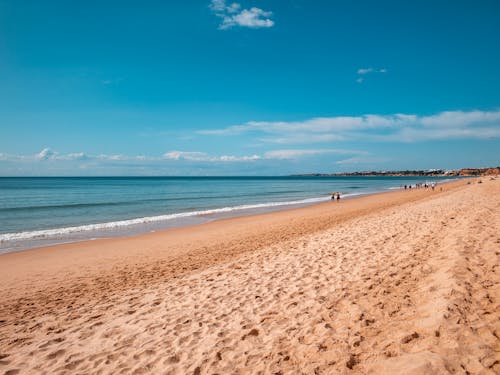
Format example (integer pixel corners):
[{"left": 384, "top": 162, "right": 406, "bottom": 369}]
[
  {"left": 336, "top": 192, "right": 340, "bottom": 202},
  {"left": 331, "top": 192, "right": 336, "bottom": 201}
]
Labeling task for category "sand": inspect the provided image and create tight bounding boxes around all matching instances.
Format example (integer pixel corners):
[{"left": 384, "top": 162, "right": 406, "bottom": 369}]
[{"left": 0, "top": 178, "right": 498, "bottom": 374}]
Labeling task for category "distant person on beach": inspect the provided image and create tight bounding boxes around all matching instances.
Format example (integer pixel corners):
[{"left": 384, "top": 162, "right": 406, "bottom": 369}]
[
  {"left": 336, "top": 193, "right": 340, "bottom": 201},
  {"left": 331, "top": 192, "right": 336, "bottom": 201}
]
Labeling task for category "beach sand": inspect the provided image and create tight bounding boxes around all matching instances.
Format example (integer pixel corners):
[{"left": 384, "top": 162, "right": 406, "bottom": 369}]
[{"left": 0, "top": 178, "right": 498, "bottom": 374}]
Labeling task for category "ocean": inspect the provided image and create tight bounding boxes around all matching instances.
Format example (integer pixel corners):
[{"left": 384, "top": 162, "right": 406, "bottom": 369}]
[{"left": 0, "top": 176, "right": 455, "bottom": 253}]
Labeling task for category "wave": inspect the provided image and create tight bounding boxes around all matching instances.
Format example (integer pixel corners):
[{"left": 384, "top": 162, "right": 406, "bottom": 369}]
[
  {"left": 0, "top": 196, "right": 331, "bottom": 242},
  {"left": 0, "top": 196, "right": 224, "bottom": 212},
  {"left": 0, "top": 190, "right": 312, "bottom": 213}
]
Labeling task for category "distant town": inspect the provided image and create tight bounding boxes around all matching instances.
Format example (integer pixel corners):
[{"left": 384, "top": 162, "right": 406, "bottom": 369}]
[{"left": 292, "top": 167, "right": 500, "bottom": 177}]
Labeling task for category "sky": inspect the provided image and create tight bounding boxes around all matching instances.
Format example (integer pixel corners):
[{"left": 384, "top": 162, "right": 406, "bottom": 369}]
[{"left": 0, "top": 0, "right": 499, "bottom": 176}]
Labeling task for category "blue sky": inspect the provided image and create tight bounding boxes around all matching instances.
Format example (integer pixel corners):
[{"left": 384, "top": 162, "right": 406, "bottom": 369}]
[{"left": 0, "top": 0, "right": 499, "bottom": 176}]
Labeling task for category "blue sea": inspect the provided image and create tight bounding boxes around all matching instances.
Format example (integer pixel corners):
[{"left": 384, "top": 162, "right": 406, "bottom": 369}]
[{"left": 0, "top": 176, "right": 455, "bottom": 253}]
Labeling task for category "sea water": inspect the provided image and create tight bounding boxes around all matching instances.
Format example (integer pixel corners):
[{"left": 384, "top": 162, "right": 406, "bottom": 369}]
[{"left": 0, "top": 176, "right": 455, "bottom": 253}]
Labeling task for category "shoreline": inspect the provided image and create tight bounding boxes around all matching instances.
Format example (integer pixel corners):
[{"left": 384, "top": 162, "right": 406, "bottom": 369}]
[
  {"left": 0, "top": 194, "right": 333, "bottom": 254},
  {"left": 0, "top": 178, "right": 466, "bottom": 291},
  {"left": 0, "top": 178, "right": 460, "bottom": 254}
]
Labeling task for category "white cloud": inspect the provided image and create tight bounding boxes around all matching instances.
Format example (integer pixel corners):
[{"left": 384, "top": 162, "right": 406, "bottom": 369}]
[
  {"left": 35, "top": 148, "right": 57, "bottom": 161},
  {"left": 161, "top": 150, "right": 364, "bottom": 162},
  {"left": 260, "top": 133, "right": 345, "bottom": 144},
  {"left": 264, "top": 149, "right": 366, "bottom": 160},
  {"left": 163, "top": 151, "right": 207, "bottom": 160},
  {"left": 210, "top": 0, "right": 274, "bottom": 29},
  {"left": 33, "top": 149, "right": 91, "bottom": 161},
  {"left": 18, "top": 150, "right": 131, "bottom": 162},
  {"left": 357, "top": 68, "right": 373, "bottom": 75},
  {"left": 387, "top": 126, "right": 500, "bottom": 142},
  {"left": 64, "top": 152, "right": 89, "bottom": 161},
  {"left": 209, "top": 0, "right": 227, "bottom": 12},
  {"left": 420, "top": 110, "right": 500, "bottom": 127},
  {"left": 199, "top": 109, "right": 500, "bottom": 143},
  {"left": 218, "top": 154, "right": 261, "bottom": 161},
  {"left": 1, "top": 149, "right": 265, "bottom": 164},
  {"left": 358, "top": 67, "right": 387, "bottom": 75},
  {"left": 163, "top": 151, "right": 261, "bottom": 162},
  {"left": 356, "top": 67, "right": 387, "bottom": 82},
  {"left": 200, "top": 113, "right": 415, "bottom": 142},
  {"left": 225, "top": 8, "right": 274, "bottom": 29},
  {"left": 198, "top": 126, "right": 246, "bottom": 136},
  {"left": 226, "top": 2, "right": 241, "bottom": 13}
]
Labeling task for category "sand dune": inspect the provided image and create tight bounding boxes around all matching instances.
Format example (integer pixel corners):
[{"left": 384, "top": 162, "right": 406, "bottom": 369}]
[{"left": 0, "top": 178, "right": 498, "bottom": 374}]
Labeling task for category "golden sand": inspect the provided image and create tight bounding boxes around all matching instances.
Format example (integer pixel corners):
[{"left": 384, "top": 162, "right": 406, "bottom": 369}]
[{"left": 0, "top": 178, "right": 498, "bottom": 374}]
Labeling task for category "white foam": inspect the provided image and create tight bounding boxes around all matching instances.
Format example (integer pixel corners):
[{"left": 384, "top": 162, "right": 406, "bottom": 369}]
[
  {"left": 0, "top": 196, "right": 330, "bottom": 242},
  {"left": 326, "top": 192, "right": 367, "bottom": 200}
]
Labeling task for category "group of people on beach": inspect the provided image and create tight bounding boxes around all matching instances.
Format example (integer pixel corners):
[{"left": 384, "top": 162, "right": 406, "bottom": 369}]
[
  {"left": 402, "top": 182, "right": 436, "bottom": 191},
  {"left": 330, "top": 181, "right": 440, "bottom": 204}
]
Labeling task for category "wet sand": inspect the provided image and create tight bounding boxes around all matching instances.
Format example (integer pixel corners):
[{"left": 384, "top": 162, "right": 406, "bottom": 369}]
[{"left": 0, "top": 178, "right": 498, "bottom": 374}]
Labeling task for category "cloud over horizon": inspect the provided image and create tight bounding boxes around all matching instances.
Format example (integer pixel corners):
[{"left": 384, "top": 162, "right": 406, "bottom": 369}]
[
  {"left": 199, "top": 109, "right": 500, "bottom": 144},
  {"left": 2, "top": 108, "right": 498, "bottom": 176},
  {"left": 2, "top": 148, "right": 365, "bottom": 164}
]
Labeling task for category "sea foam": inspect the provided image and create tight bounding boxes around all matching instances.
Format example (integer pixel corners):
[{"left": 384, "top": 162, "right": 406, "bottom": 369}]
[{"left": 0, "top": 196, "right": 332, "bottom": 242}]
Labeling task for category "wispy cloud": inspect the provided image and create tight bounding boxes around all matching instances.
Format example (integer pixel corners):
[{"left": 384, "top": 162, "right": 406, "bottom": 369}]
[
  {"left": 163, "top": 151, "right": 261, "bottom": 162},
  {"left": 1, "top": 149, "right": 264, "bottom": 164},
  {"left": 219, "top": 154, "right": 261, "bottom": 161},
  {"left": 199, "top": 109, "right": 500, "bottom": 143},
  {"left": 263, "top": 149, "right": 367, "bottom": 160},
  {"left": 35, "top": 147, "right": 57, "bottom": 161},
  {"left": 419, "top": 110, "right": 500, "bottom": 127},
  {"left": 209, "top": 0, "right": 274, "bottom": 29},
  {"left": 1, "top": 148, "right": 367, "bottom": 165},
  {"left": 65, "top": 152, "right": 89, "bottom": 161},
  {"left": 199, "top": 114, "right": 415, "bottom": 143},
  {"left": 260, "top": 133, "right": 345, "bottom": 144},
  {"left": 0, "top": 149, "right": 130, "bottom": 163},
  {"left": 357, "top": 68, "right": 372, "bottom": 75},
  {"left": 357, "top": 68, "right": 387, "bottom": 75},
  {"left": 356, "top": 67, "right": 387, "bottom": 83},
  {"left": 163, "top": 151, "right": 207, "bottom": 161}
]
